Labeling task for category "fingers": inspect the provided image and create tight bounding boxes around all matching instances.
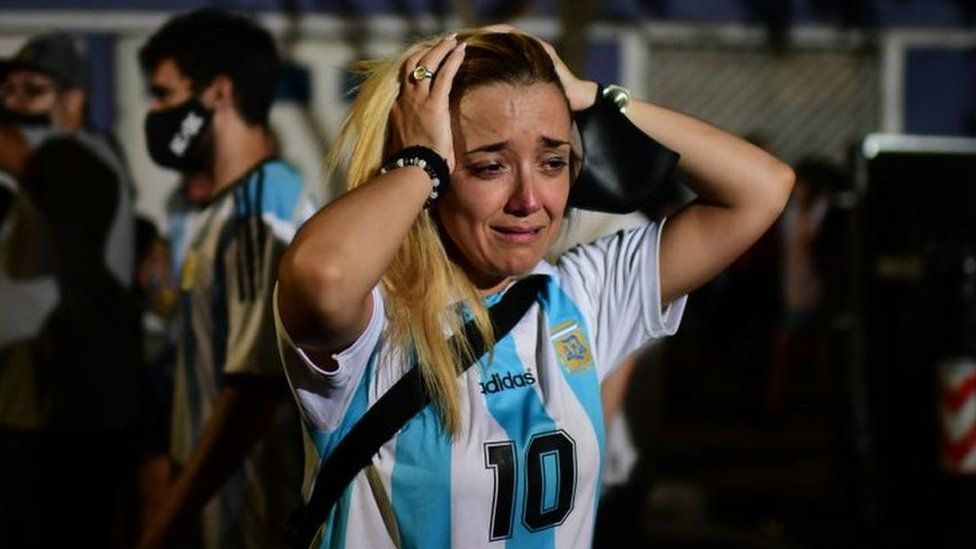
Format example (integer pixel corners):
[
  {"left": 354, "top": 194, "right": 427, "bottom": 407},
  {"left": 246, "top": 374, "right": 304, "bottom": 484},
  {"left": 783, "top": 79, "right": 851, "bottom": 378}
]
[
  {"left": 391, "top": 33, "right": 466, "bottom": 168},
  {"left": 430, "top": 42, "right": 466, "bottom": 102},
  {"left": 473, "top": 26, "right": 595, "bottom": 111},
  {"left": 403, "top": 34, "right": 458, "bottom": 89},
  {"left": 418, "top": 34, "right": 458, "bottom": 78},
  {"left": 402, "top": 49, "right": 428, "bottom": 84},
  {"left": 539, "top": 38, "right": 558, "bottom": 59}
]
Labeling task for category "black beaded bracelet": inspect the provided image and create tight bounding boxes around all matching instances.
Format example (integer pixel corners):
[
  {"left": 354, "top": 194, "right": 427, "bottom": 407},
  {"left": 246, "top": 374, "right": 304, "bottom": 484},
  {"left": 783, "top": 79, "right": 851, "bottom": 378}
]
[{"left": 380, "top": 145, "right": 451, "bottom": 208}]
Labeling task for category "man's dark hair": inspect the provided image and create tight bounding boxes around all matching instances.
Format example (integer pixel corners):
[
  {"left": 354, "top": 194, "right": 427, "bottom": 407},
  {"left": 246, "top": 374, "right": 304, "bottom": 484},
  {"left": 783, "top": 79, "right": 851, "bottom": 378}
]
[{"left": 139, "top": 8, "right": 278, "bottom": 126}]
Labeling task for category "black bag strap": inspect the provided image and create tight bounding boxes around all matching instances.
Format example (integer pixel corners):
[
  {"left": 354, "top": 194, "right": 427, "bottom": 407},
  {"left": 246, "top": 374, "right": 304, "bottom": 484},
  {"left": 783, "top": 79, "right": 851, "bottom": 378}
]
[{"left": 290, "top": 274, "right": 548, "bottom": 548}]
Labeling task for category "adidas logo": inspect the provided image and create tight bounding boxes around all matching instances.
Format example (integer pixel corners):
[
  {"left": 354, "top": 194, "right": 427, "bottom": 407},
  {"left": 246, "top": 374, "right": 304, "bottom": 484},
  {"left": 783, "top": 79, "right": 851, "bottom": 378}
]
[{"left": 479, "top": 371, "right": 536, "bottom": 395}]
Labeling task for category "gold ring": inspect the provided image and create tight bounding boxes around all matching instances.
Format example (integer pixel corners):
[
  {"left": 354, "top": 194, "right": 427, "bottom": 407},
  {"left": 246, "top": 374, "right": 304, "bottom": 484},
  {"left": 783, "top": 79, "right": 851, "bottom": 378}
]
[{"left": 411, "top": 65, "right": 435, "bottom": 82}]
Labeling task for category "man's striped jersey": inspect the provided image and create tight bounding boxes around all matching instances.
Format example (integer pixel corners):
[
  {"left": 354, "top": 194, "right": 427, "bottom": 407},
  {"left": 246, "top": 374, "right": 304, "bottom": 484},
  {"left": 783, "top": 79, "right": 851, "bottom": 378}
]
[
  {"left": 276, "top": 222, "right": 687, "bottom": 548},
  {"left": 172, "top": 159, "right": 316, "bottom": 548}
]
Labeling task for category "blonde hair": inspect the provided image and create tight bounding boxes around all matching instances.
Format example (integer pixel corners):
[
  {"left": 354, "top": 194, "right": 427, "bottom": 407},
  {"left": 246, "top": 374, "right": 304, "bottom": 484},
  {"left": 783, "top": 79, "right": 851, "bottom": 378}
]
[{"left": 326, "top": 30, "right": 565, "bottom": 435}]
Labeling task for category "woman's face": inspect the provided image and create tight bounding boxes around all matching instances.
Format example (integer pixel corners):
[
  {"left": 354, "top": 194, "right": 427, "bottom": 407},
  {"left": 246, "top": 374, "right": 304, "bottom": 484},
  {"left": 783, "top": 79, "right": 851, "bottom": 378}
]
[{"left": 438, "top": 81, "right": 572, "bottom": 293}]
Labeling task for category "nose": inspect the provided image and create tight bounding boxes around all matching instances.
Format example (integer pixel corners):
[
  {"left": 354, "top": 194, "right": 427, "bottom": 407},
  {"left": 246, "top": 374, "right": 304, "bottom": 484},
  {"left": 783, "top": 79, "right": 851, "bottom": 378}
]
[{"left": 504, "top": 168, "right": 542, "bottom": 216}]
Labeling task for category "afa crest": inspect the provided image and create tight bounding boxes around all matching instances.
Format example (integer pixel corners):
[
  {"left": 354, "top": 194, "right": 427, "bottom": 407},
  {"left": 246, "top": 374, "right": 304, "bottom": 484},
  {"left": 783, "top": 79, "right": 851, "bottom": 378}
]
[{"left": 550, "top": 320, "right": 594, "bottom": 373}]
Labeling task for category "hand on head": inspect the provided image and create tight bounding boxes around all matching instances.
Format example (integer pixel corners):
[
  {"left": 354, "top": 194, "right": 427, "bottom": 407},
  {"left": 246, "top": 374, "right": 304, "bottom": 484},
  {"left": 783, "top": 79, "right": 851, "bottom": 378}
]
[
  {"left": 389, "top": 34, "right": 467, "bottom": 171},
  {"left": 479, "top": 25, "right": 599, "bottom": 111},
  {"left": 388, "top": 26, "right": 598, "bottom": 175}
]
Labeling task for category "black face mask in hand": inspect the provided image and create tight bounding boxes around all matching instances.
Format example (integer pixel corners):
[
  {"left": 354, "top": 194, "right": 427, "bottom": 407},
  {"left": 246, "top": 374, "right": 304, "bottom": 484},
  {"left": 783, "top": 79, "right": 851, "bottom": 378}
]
[{"left": 143, "top": 96, "right": 213, "bottom": 171}]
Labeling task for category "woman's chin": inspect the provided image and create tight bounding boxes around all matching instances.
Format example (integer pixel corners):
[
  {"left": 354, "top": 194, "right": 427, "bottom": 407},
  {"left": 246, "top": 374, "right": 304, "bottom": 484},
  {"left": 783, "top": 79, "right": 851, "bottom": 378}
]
[
  {"left": 465, "top": 261, "right": 539, "bottom": 294},
  {"left": 493, "top": 259, "right": 541, "bottom": 281}
]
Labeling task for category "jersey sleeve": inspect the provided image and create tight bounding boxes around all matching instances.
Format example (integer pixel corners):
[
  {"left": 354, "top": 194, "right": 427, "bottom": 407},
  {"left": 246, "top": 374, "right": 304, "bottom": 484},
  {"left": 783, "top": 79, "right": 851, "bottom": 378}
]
[
  {"left": 221, "top": 168, "right": 315, "bottom": 384},
  {"left": 220, "top": 221, "right": 292, "bottom": 382},
  {"left": 274, "top": 285, "right": 385, "bottom": 431},
  {"left": 555, "top": 220, "right": 687, "bottom": 382}
]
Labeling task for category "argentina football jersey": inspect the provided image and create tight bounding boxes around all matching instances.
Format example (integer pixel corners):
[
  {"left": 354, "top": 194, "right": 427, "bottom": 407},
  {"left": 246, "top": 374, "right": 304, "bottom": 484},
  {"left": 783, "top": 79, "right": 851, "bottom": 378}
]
[
  {"left": 173, "top": 159, "right": 316, "bottom": 547},
  {"left": 276, "top": 222, "right": 687, "bottom": 548}
]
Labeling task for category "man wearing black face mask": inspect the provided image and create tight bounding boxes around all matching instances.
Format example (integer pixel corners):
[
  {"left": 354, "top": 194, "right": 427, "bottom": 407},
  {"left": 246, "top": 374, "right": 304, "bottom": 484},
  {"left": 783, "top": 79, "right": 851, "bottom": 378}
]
[
  {"left": 0, "top": 33, "right": 141, "bottom": 547},
  {"left": 0, "top": 33, "right": 90, "bottom": 225},
  {"left": 136, "top": 10, "right": 314, "bottom": 549}
]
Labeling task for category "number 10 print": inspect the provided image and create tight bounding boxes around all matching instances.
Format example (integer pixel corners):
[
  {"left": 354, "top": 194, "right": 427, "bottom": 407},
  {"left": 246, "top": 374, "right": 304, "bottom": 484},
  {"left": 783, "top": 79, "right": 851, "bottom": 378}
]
[{"left": 483, "top": 430, "right": 578, "bottom": 541}]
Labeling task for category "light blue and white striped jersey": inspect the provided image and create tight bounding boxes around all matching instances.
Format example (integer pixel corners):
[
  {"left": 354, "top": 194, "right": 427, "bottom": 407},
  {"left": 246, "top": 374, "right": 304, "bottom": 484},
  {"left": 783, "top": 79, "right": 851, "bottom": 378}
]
[
  {"left": 276, "top": 222, "right": 687, "bottom": 548},
  {"left": 172, "top": 159, "right": 316, "bottom": 548}
]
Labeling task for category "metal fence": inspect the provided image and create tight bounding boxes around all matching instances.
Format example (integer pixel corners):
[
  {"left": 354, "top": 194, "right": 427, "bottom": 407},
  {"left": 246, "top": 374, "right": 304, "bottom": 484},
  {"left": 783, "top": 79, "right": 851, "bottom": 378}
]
[{"left": 641, "top": 38, "right": 879, "bottom": 165}]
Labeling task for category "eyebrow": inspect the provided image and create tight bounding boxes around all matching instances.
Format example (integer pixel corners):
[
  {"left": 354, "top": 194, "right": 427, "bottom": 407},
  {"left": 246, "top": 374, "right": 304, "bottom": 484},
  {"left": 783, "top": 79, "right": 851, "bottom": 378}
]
[
  {"left": 463, "top": 136, "right": 570, "bottom": 155},
  {"left": 540, "top": 136, "right": 571, "bottom": 149}
]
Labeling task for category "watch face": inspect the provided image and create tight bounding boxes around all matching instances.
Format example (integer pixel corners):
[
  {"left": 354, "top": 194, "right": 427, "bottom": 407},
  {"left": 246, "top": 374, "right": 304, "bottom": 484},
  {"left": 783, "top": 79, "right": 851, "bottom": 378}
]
[{"left": 603, "top": 84, "right": 631, "bottom": 113}]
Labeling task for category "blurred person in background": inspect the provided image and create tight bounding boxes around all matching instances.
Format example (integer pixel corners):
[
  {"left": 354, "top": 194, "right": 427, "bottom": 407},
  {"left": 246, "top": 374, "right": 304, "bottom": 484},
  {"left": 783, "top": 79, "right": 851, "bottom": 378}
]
[
  {"left": 135, "top": 9, "right": 316, "bottom": 548},
  {"left": 132, "top": 213, "right": 178, "bottom": 537},
  {"left": 135, "top": 170, "right": 217, "bottom": 538},
  {"left": 135, "top": 169, "right": 217, "bottom": 537},
  {"left": 766, "top": 157, "right": 845, "bottom": 418},
  {"left": 0, "top": 32, "right": 141, "bottom": 547}
]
